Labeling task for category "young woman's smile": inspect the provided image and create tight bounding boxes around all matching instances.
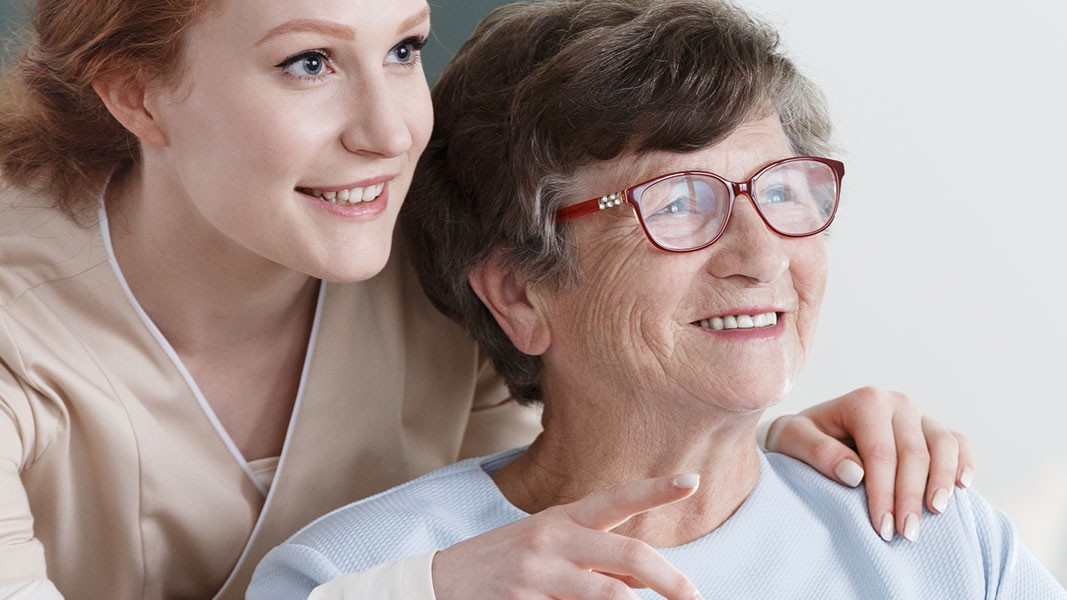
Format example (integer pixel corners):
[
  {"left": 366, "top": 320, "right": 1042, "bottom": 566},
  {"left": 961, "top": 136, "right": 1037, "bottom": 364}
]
[
  {"left": 295, "top": 174, "right": 394, "bottom": 219},
  {"left": 142, "top": 0, "right": 433, "bottom": 282}
]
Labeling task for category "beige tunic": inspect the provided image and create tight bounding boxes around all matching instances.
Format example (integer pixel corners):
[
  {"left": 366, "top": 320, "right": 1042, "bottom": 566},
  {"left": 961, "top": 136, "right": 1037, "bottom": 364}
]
[{"left": 0, "top": 186, "right": 540, "bottom": 599}]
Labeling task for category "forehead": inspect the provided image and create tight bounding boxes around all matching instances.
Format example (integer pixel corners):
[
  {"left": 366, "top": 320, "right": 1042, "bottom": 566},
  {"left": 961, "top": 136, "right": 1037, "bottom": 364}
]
[
  {"left": 573, "top": 114, "right": 794, "bottom": 199},
  {"left": 190, "top": 0, "right": 430, "bottom": 45}
]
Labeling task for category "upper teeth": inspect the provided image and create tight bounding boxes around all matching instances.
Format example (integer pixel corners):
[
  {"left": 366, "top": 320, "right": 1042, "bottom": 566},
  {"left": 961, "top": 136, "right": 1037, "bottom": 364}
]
[
  {"left": 299, "top": 183, "right": 385, "bottom": 204},
  {"left": 695, "top": 312, "right": 778, "bottom": 330}
]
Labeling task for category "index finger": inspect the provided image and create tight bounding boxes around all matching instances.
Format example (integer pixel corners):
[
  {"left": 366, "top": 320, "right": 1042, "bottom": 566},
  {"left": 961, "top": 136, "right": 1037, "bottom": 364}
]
[{"left": 563, "top": 473, "right": 700, "bottom": 531}]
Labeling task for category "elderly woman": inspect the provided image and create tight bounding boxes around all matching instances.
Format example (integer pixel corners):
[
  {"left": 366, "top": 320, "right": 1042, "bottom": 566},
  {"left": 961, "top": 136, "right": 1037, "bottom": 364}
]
[{"left": 249, "top": 0, "right": 1066, "bottom": 598}]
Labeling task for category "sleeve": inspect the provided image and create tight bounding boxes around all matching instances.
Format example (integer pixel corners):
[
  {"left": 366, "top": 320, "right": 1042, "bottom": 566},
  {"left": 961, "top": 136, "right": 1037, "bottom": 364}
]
[
  {"left": 963, "top": 490, "right": 1067, "bottom": 599},
  {"left": 247, "top": 546, "right": 436, "bottom": 600},
  {"left": 457, "top": 351, "right": 541, "bottom": 459},
  {"left": 0, "top": 579, "right": 64, "bottom": 600},
  {"left": 0, "top": 328, "right": 50, "bottom": 585}
]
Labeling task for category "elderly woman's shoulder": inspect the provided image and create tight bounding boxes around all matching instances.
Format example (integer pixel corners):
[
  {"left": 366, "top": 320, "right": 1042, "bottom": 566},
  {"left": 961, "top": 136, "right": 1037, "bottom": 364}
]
[
  {"left": 760, "top": 450, "right": 1067, "bottom": 597},
  {"left": 764, "top": 449, "right": 999, "bottom": 540}
]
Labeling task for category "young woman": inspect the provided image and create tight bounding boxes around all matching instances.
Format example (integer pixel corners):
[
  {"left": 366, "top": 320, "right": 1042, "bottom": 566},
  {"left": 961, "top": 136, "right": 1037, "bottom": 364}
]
[{"left": 0, "top": 0, "right": 972, "bottom": 597}]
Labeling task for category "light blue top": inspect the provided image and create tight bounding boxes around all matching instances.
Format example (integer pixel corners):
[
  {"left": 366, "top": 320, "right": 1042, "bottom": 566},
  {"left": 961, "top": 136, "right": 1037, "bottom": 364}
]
[{"left": 249, "top": 448, "right": 1066, "bottom": 599}]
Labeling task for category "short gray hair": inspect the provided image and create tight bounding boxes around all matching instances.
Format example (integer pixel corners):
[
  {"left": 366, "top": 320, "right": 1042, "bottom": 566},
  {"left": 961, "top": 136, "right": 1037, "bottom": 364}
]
[{"left": 402, "top": 0, "right": 833, "bottom": 403}]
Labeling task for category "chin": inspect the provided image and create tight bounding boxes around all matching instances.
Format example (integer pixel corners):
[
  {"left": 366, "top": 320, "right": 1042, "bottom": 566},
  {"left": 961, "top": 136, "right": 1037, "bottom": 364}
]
[
  {"left": 717, "top": 380, "right": 794, "bottom": 414},
  {"left": 312, "top": 247, "right": 393, "bottom": 283}
]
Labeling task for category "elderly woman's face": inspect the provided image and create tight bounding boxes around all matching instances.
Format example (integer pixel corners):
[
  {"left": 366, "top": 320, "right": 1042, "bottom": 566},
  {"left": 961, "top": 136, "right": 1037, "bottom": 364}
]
[{"left": 538, "top": 114, "right": 827, "bottom": 414}]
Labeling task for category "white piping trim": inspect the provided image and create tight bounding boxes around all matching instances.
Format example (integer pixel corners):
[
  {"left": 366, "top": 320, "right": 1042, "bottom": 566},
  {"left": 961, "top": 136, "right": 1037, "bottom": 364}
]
[
  {"left": 97, "top": 202, "right": 325, "bottom": 499},
  {"left": 212, "top": 282, "right": 327, "bottom": 599}
]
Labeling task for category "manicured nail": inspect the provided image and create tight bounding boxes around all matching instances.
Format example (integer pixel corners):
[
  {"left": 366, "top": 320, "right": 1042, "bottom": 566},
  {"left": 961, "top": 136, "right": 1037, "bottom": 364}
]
[
  {"left": 879, "top": 513, "right": 894, "bottom": 542},
  {"left": 902, "top": 513, "right": 920, "bottom": 542},
  {"left": 960, "top": 468, "right": 974, "bottom": 488},
  {"left": 672, "top": 474, "right": 700, "bottom": 489},
  {"left": 834, "top": 459, "right": 865, "bottom": 488},
  {"left": 931, "top": 488, "right": 951, "bottom": 513}
]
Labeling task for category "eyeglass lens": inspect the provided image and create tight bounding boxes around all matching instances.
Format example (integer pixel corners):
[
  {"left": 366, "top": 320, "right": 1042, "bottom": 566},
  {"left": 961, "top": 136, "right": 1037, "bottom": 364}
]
[{"left": 633, "top": 159, "right": 838, "bottom": 251}]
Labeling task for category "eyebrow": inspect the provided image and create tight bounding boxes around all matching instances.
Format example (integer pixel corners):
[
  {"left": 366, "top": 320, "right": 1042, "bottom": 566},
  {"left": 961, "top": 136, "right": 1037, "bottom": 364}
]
[
  {"left": 399, "top": 6, "right": 431, "bottom": 34},
  {"left": 256, "top": 20, "right": 355, "bottom": 46},
  {"left": 255, "top": 7, "right": 431, "bottom": 47}
]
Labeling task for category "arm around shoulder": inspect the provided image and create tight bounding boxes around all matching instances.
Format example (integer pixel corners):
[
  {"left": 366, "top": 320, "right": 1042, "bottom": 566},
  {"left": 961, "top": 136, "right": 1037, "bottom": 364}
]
[
  {"left": 0, "top": 580, "right": 64, "bottom": 600},
  {"left": 247, "top": 547, "right": 437, "bottom": 600}
]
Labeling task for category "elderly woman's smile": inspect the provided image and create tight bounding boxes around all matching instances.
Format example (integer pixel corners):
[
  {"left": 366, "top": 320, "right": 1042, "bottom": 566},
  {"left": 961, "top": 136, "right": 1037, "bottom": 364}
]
[
  {"left": 535, "top": 114, "right": 828, "bottom": 416},
  {"left": 691, "top": 310, "right": 779, "bottom": 332}
]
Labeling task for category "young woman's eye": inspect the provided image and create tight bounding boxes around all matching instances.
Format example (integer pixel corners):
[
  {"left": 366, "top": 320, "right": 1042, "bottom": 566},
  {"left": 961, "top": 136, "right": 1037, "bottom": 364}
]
[
  {"left": 276, "top": 50, "right": 333, "bottom": 80},
  {"left": 387, "top": 36, "right": 427, "bottom": 65}
]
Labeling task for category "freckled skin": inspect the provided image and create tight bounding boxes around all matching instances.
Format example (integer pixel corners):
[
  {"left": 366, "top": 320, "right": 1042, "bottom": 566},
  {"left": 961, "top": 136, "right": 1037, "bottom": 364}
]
[{"left": 535, "top": 114, "right": 828, "bottom": 419}]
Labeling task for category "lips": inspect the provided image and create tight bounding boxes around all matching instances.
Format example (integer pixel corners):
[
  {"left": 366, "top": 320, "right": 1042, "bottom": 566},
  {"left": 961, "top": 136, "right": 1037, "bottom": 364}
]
[
  {"left": 693, "top": 311, "right": 779, "bottom": 330},
  {"left": 297, "top": 182, "right": 385, "bottom": 205}
]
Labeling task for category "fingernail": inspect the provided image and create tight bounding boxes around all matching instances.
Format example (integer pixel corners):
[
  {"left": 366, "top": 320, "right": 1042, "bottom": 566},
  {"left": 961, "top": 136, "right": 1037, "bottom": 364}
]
[
  {"left": 693, "top": 592, "right": 705, "bottom": 600},
  {"left": 879, "top": 513, "right": 894, "bottom": 542},
  {"left": 931, "top": 488, "right": 950, "bottom": 513},
  {"left": 960, "top": 468, "right": 974, "bottom": 488},
  {"left": 903, "top": 513, "right": 920, "bottom": 542},
  {"left": 834, "top": 459, "right": 864, "bottom": 488},
  {"left": 672, "top": 474, "right": 700, "bottom": 489}
]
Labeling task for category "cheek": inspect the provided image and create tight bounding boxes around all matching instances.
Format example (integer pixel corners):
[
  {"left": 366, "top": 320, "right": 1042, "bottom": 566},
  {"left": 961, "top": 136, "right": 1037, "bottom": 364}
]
[
  {"left": 384, "top": 76, "right": 433, "bottom": 201},
  {"left": 162, "top": 83, "right": 314, "bottom": 185},
  {"left": 559, "top": 249, "right": 688, "bottom": 372},
  {"left": 792, "top": 241, "right": 828, "bottom": 342},
  {"left": 403, "top": 77, "right": 433, "bottom": 157}
]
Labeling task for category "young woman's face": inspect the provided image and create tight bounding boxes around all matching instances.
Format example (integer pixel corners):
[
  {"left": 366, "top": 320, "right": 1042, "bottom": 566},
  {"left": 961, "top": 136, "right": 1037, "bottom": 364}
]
[{"left": 148, "top": 0, "right": 432, "bottom": 281}]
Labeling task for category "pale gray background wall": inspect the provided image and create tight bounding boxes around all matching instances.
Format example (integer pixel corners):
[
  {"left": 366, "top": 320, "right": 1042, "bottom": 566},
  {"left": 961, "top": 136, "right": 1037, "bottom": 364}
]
[
  {"left": 743, "top": 0, "right": 1067, "bottom": 586},
  {"left": 2, "top": 0, "right": 1064, "bottom": 586}
]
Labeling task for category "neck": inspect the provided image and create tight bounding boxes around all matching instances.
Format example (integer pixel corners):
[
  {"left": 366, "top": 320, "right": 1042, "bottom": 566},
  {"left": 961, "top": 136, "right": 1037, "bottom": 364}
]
[
  {"left": 105, "top": 165, "right": 319, "bottom": 354},
  {"left": 492, "top": 382, "right": 764, "bottom": 547}
]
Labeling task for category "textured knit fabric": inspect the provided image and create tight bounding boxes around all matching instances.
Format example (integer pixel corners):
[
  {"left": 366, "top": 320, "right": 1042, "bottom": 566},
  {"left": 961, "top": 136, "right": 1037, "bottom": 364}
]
[
  {"left": 250, "top": 448, "right": 1067, "bottom": 600},
  {"left": 0, "top": 187, "right": 542, "bottom": 600}
]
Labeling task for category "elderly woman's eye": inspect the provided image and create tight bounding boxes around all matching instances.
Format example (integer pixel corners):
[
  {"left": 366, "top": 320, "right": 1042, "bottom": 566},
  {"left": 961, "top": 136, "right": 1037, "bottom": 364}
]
[
  {"left": 762, "top": 186, "right": 795, "bottom": 204},
  {"left": 652, "top": 197, "right": 691, "bottom": 217}
]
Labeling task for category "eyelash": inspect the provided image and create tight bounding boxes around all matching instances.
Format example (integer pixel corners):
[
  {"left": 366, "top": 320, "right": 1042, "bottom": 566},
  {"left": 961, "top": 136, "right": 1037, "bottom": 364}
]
[
  {"left": 390, "top": 35, "right": 427, "bottom": 68},
  {"left": 276, "top": 49, "right": 334, "bottom": 82},
  {"left": 274, "top": 35, "right": 428, "bottom": 82}
]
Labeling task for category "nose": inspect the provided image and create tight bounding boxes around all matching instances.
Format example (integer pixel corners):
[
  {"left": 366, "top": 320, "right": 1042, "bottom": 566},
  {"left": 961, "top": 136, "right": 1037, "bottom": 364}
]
[
  {"left": 704, "top": 194, "right": 788, "bottom": 283},
  {"left": 340, "top": 75, "right": 414, "bottom": 158}
]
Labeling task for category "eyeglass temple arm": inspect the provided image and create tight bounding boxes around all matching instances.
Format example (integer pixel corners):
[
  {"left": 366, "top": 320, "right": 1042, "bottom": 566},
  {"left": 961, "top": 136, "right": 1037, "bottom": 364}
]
[{"left": 555, "top": 192, "right": 626, "bottom": 223}]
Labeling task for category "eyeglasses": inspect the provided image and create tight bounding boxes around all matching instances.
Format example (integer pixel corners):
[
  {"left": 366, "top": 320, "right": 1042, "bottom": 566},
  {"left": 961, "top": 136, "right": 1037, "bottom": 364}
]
[{"left": 555, "top": 156, "right": 845, "bottom": 253}]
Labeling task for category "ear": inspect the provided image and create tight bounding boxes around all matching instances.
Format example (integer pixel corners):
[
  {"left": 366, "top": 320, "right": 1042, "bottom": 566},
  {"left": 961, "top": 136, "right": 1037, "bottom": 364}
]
[
  {"left": 468, "top": 253, "right": 551, "bottom": 356},
  {"left": 92, "top": 75, "right": 168, "bottom": 147}
]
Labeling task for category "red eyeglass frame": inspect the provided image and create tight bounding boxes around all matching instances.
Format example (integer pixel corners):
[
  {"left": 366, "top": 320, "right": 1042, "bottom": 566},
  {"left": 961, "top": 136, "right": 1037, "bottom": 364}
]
[{"left": 555, "top": 156, "right": 846, "bottom": 253}]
